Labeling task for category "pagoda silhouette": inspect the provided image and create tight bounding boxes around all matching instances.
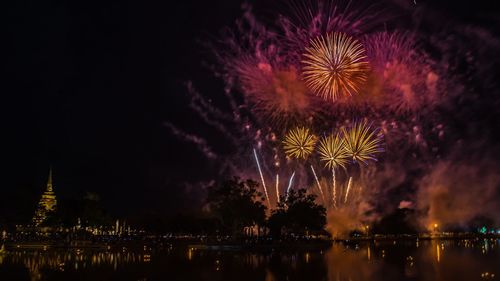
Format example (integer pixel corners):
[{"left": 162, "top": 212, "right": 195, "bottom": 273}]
[{"left": 32, "top": 169, "right": 57, "bottom": 226}]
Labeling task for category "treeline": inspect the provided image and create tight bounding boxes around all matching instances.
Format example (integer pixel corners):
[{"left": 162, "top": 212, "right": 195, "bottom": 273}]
[
  {"left": 141, "top": 177, "right": 499, "bottom": 237},
  {"left": 140, "top": 177, "right": 328, "bottom": 239}
]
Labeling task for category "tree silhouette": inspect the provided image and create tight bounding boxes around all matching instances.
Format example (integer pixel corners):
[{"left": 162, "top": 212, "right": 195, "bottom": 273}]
[
  {"left": 207, "top": 177, "right": 267, "bottom": 237},
  {"left": 48, "top": 192, "right": 112, "bottom": 228},
  {"left": 268, "top": 189, "right": 327, "bottom": 238}
]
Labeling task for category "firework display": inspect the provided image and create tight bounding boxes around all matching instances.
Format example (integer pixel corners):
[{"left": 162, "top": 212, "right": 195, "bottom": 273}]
[
  {"left": 168, "top": 0, "right": 499, "bottom": 234},
  {"left": 302, "top": 32, "right": 370, "bottom": 101}
]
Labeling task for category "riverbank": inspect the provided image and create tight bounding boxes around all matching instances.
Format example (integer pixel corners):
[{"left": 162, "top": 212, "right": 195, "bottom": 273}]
[{"left": 2, "top": 232, "right": 498, "bottom": 252}]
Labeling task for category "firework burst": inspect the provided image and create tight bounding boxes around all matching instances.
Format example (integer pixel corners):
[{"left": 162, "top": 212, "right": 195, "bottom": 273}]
[
  {"left": 318, "top": 133, "right": 350, "bottom": 170},
  {"left": 302, "top": 32, "right": 370, "bottom": 101},
  {"left": 283, "top": 127, "right": 318, "bottom": 159},
  {"left": 237, "top": 63, "right": 315, "bottom": 126},
  {"left": 169, "top": 0, "right": 476, "bottom": 234},
  {"left": 342, "top": 121, "right": 384, "bottom": 165},
  {"left": 363, "top": 31, "right": 439, "bottom": 113}
]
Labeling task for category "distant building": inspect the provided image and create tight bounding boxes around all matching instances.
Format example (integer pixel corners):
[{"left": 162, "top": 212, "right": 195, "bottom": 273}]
[{"left": 32, "top": 169, "right": 57, "bottom": 226}]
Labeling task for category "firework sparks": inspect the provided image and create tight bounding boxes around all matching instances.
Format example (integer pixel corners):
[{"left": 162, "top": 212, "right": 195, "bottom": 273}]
[
  {"left": 317, "top": 133, "right": 348, "bottom": 209},
  {"left": 342, "top": 121, "right": 384, "bottom": 165},
  {"left": 275, "top": 174, "right": 280, "bottom": 204},
  {"left": 253, "top": 148, "right": 271, "bottom": 207},
  {"left": 318, "top": 133, "right": 350, "bottom": 170},
  {"left": 311, "top": 165, "right": 325, "bottom": 203},
  {"left": 283, "top": 127, "right": 318, "bottom": 159},
  {"left": 344, "top": 176, "right": 353, "bottom": 203},
  {"left": 302, "top": 32, "right": 369, "bottom": 101},
  {"left": 332, "top": 169, "right": 337, "bottom": 209}
]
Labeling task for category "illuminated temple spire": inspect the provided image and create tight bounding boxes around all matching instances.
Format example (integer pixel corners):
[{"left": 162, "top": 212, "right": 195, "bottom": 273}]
[{"left": 32, "top": 168, "right": 58, "bottom": 226}]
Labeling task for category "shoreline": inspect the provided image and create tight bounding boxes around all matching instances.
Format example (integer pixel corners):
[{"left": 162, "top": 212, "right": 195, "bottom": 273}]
[{"left": 2, "top": 234, "right": 498, "bottom": 251}]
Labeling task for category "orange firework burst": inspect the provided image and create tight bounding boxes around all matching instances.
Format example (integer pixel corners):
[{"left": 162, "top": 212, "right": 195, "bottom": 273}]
[
  {"left": 318, "top": 133, "right": 350, "bottom": 170},
  {"left": 302, "top": 32, "right": 369, "bottom": 101},
  {"left": 283, "top": 127, "right": 317, "bottom": 159},
  {"left": 342, "top": 121, "right": 384, "bottom": 165}
]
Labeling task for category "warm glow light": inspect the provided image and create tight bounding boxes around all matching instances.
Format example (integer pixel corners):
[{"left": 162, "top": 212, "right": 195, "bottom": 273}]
[{"left": 436, "top": 244, "right": 441, "bottom": 262}]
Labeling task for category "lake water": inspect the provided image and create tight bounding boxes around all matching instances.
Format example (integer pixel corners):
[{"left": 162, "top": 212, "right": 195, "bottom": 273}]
[{"left": 0, "top": 239, "right": 498, "bottom": 281}]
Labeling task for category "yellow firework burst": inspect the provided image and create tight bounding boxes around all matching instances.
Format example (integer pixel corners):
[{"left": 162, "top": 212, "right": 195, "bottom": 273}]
[
  {"left": 283, "top": 127, "right": 317, "bottom": 159},
  {"left": 302, "top": 32, "right": 370, "bottom": 101},
  {"left": 342, "top": 121, "right": 384, "bottom": 165},
  {"left": 318, "top": 134, "right": 350, "bottom": 170}
]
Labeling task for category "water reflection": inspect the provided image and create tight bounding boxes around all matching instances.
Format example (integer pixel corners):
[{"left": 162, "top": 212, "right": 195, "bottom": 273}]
[
  {"left": 0, "top": 248, "right": 148, "bottom": 281},
  {"left": 0, "top": 239, "right": 499, "bottom": 281}
]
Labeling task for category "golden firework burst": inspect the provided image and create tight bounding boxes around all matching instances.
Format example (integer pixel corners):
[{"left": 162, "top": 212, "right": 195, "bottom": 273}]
[
  {"left": 302, "top": 32, "right": 369, "bottom": 101},
  {"left": 283, "top": 127, "right": 318, "bottom": 159},
  {"left": 318, "top": 133, "right": 350, "bottom": 170},
  {"left": 342, "top": 121, "right": 384, "bottom": 165}
]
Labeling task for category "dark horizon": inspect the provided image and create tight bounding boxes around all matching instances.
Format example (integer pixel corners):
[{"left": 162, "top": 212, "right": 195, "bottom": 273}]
[{"left": 4, "top": 0, "right": 500, "bottom": 224}]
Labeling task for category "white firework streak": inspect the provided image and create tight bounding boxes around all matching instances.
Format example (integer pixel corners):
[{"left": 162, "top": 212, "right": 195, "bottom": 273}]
[
  {"left": 344, "top": 176, "right": 353, "bottom": 203},
  {"left": 286, "top": 171, "right": 296, "bottom": 200},
  {"left": 187, "top": 98, "right": 238, "bottom": 145},
  {"left": 310, "top": 165, "right": 325, "bottom": 203},
  {"left": 164, "top": 122, "right": 217, "bottom": 159},
  {"left": 253, "top": 148, "right": 271, "bottom": 207}
]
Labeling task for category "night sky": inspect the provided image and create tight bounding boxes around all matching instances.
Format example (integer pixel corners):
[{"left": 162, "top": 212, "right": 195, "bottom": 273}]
[{"left": 4, "top": 0, "right": 500, "bottom": 224}]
